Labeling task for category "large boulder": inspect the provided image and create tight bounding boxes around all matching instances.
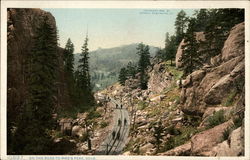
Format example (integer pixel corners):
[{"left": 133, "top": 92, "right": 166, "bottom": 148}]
[
  {"left": 72, "top": 125, "right": 85, "bottom": 137},
  {"left": 222, "top": 22, "right": 245, "bottom": 62},
  {"left": 158, "top": 142, "right": 191, "bottom": 156},
  {"left": 204, "top": 126, "right": 244, "bottom": 156},
  {"left": 191, "top": 120, "right": 233, "bottom": 155}
]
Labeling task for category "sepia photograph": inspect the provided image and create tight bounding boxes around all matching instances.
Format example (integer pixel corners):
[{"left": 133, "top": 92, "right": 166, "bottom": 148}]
[{"left": 1, "top": 1, "right": 250, "bottom": 160}]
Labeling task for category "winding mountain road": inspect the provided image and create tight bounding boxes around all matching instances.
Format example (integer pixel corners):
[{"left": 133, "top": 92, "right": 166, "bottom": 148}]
[{"left": 95, "top": 97, "right": 130, "bottom": 155}]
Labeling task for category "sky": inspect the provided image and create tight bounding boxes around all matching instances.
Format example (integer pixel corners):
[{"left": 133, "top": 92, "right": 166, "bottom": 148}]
[{"left": 44, "top": 8, "right": 195, "bottom": 53}]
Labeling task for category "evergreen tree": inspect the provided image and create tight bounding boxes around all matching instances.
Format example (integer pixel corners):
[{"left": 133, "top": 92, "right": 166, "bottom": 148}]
[
  {"left": 193, "top": 9, "right": 209, "bottom": 32},
  {"left": 137, "top": 43, "right": 150, "bottom": 89},
  {"left": 64, "top": 38, "right": 76, "bottom": 105},
  {"left": 77, "top": 34, "right": 94, "bottom": 106},
  {"left": 153, "top": 121, "right": 164, "bottom": 151},
  {"left": 155, "top": 48, "right": 165, "bottom": 61},
  {"left": 118, "top": 67, "right": 128, "bottom": 86},
  {"left": 182, "top": 18, "right": 202, "bottom": 75},
  {"left": 13, "top": 15, "right": 58, "bottom": 154},
  {"left": 175, "top": 10, "right": 188, "bottom": 44},
  {"left": 165, "top": 35, "right": 177, "bottom": 66},
  {"left": 200, "top": 9, "right": 244, "bottom": 62},
  {"left": 126, "top": 61, "right": 137, "bottom": 78},
  {"left": 64, "top": 38, "right": 74, "bottom": 74}
]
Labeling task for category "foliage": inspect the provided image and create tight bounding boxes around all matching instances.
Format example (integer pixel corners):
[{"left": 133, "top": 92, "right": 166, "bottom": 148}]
[
  {"left": 76, "top": 35, "right": 95, "bottom": 106},
  {"left": 161, "top": 126, "right": 198, "bottom": 153},
  {"left": 153, "top": 121, "right": 164, "bottom": 151},
  {"left": 223, "top": 89, "right": 237, "bottom": 107},
  {"left": 100, "top": 121, "right": 109, "bottom": 128},
  {"left": 87, "top": 110, "right": 102, "bottom": 120},
  {"left": 12, "top": 15, "right": 58, "bottom": 154},
  {"left": 165, "top": 34, "right": 178, "bottom": 65},
  {"left": 137, "top": 43, "right": 151, "bottom": 90},
  {"left": 175, "top": 10, "right": 188, "bottom": 44},
  {"left": 182, "top": 18, "right": 202, "bottom": 76},
  {"left": 206, "top": 110, "right": 226, "bottom": 129},
  {"left": 118, "top": 67, "right": 128, "bottom": 86},
  {"left": 118, "top": 61, "right": 138, "bottom": 86},
  {"left": 200, "top": 9, "right": 244, "bottom": 62},
  {"left": 138, "top": 101, "right": 149, "bottom": 110}
]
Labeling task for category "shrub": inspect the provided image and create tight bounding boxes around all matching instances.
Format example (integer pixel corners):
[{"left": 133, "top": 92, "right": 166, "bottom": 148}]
[
  {"left": 100, "top": 121, "right": 109, "bottom": 128},
  {"left": 87, "top": 110, "right": 102, "bottom": 119},
  {"left": 160, "top": 126, "right": 198, "bottom": 153},
  {"left": 206, "top": 110, "right": 226, "bottom": 129},
  {"left": 223, "top": 90, "right": 237, "bottom": 106},
  {"left": 138, "top": 101, "right": 149, "bottom": 110},
  {"left": 222, "top": 126, "right": 232, "bottom": 141}
]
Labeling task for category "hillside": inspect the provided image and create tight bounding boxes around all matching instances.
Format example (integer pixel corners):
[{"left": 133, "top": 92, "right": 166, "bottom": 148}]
[
  {"left": 98, "top": 22, "right": 245, "bottom": 156},
  {"left": 74, "top": 44, "right": 159, "bottom": 91}
]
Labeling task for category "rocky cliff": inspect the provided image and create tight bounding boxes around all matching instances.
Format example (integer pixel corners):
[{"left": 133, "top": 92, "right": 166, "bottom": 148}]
[
  {"left": 180, "top": 22, "right": 244, "bottom": 115},
  {"left": 100, "top": 22, "right": 245, "bottom": 156},
  {"left": 7, "top": 8, "right": 70, "bottom": 140}
]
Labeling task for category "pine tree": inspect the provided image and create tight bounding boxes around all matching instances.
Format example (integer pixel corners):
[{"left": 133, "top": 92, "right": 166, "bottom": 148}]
[
  {"left": 126, "top": 61, "right": 137, "bottom": 78},
  {"left": 201, "top": 9, "right": 244, "bottom": 62},
  {"left": 77, "top": 34, "right": 94, "bottom": 106},
  {"left": 193, "top": 9, "right": 209, "bottom": 32},
  {"left": 64, "top": 38, "right": 76, "bottom": 106},
  {"left": 13, "top": 15, "right": 58, "bottom": 154},
  {"left": 182, "top": 18, "right": 202, "bottom": 76},
  {"left": 118, "top": 67, "right": 128, "bottom": 86},
  {"left": 137, "top": 43, "right": 150, "bottom": 90},
  {"left": 175, "top": 10, "right": 188, "bottom": 44},
  {"left": 153, "top": 121, "right": 164, "bottom": 151},
  {"left": 64, "top": 38, "right": 74, "bottom": 74},
  {"left": 165, "top": 35, "right": 177, "bottom": 66}
]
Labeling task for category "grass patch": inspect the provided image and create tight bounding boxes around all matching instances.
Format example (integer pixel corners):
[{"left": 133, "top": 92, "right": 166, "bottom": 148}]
[
  {"left": 206, "top": 110, "right": 226, "bottom": 129},
  {"left": 138, "top": 101, "right": 149, "bottom": 110},
  {"left": 164, "top": 61, "right": 183, "bottom": 80},
  {"left": 160, "top": 126, "right": 198, "bottom": 152},
  {"left": 222, "top": 126, "right": 232, "bottom": 141},
  {"left": 87, "top": 109, "right": 102, "bottom": 120},
  {"left": 100, "top": 121, "right": 109, "bottom": 128},
  {"left": 148, "top": 108, "right": 162, "bottom": 117},
  {"left": 223, "top": 89, "right": 237, "bottom": 106}
]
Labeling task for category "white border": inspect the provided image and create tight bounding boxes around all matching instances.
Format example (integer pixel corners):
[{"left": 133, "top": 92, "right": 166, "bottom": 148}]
[{"left": 1, "top": 1, "right": 250, "bottom": 160}]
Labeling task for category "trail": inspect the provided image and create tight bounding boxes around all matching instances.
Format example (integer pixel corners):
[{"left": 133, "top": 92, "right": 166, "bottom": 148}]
[{"left": 95, "top": 97, "right": 130, "bottom": 155}]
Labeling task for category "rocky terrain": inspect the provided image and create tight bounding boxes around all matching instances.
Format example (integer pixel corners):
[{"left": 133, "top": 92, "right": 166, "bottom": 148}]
[{"left": 99, "top": 22, "right": 245, "bottom": 156}]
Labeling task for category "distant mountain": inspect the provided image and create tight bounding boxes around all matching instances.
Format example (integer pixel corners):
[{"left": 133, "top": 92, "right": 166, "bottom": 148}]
[{"left": 74, "top": 43, "right": 159, "bottom": 91}]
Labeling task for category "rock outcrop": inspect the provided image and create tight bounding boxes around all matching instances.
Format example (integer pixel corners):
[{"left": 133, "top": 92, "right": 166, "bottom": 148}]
[
  {"left": 180, "top": 22, "right": 245, "bottom": 114},
  {"left": 190, "top": 120, "right": 233, "bottom": 156},
  {"left": 210, "top": 126, "right": 244, "bottom": 156},
  {"left": 147, "top": 62, "right": 173, "bottom": 93}
]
